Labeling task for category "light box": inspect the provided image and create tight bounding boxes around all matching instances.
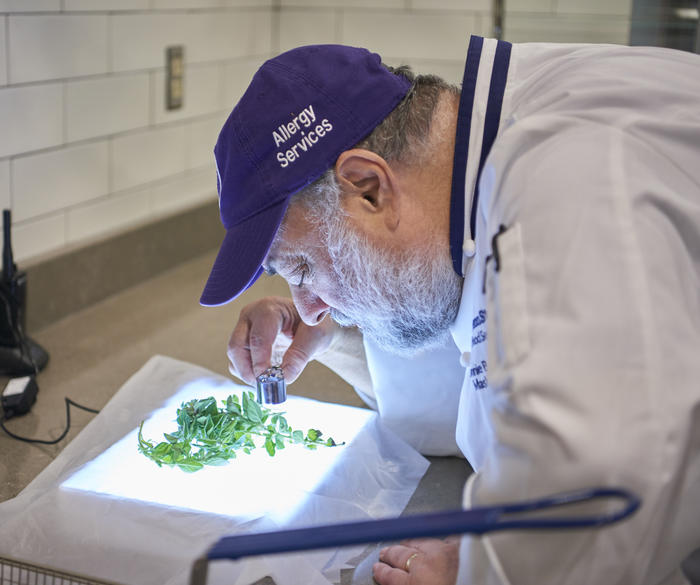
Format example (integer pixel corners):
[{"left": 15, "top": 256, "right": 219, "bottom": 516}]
[
  {"left": 0, "top": 356, "right": 428, "bottom": 585},
  {"left": 62, "top": 379, "right": 373, "bottom": 524}
]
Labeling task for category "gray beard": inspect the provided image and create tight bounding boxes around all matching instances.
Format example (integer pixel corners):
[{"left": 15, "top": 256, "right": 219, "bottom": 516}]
[{"left": 323, "top": 219, "right": 462, "bottom": 357}]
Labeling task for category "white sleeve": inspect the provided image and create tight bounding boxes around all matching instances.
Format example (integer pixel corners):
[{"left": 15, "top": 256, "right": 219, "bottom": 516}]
[
  {"left": 363, "top": 335, "right": 465, "bottom": 456},
  {"left": 456, "top": 123, "right": 700, "bottom": 585}
]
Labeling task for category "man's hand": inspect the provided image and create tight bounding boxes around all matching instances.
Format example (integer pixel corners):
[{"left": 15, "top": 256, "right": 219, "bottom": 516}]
[
  {"left": 227, "top": 296, "right": 336, "bottom": 386},
  {"left": 373, "top": 538, "right": 459, "bottom": 585}
]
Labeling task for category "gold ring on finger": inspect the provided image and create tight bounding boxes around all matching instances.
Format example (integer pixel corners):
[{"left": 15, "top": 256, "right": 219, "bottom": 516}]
[{"left": 405, "top": 552, "right": 419, "bottom": 572}]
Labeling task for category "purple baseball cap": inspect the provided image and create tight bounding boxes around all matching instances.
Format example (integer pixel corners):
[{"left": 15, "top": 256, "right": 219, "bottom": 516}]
[{"left": 200, "top": 44, "right": 412, "bottom": 307}]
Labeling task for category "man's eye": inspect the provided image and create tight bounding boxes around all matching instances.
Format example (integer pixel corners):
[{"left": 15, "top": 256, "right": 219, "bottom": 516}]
[{"left": 288, "top": 258, "right": 311, "bottom": 288}]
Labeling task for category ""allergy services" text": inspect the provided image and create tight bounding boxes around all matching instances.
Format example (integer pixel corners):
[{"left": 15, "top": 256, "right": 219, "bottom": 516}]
[{"left": 272, "top": 104, "right": 334, "bottom": 168}]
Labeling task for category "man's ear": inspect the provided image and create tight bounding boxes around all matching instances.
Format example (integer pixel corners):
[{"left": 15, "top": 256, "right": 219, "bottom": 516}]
[{"left": 335, "top": 149, "right": 401, "bottom": 231}]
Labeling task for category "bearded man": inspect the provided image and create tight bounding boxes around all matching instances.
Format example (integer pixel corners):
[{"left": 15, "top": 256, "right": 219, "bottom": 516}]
[{"left": 200, "top": 39, "right": 700, "bottom": 585}]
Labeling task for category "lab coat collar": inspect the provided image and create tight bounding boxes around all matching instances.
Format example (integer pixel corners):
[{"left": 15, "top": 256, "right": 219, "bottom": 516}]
[{"left": 449, "top": 35, "right": 512, "bottom": 278}]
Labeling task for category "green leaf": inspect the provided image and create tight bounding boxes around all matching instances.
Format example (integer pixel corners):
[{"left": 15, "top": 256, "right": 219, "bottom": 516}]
[
  {"left": 178, "top": 460, "right": 204, "bottom": 473},
  {"left": 205, "top": 457, "right": 229, "bottom": 466},
  {"left": 153, "top": 442, "right": 171, "bottom": 456},
  {"left": 137, "top": 392, "right": 342, "bottom": 472},
  {"left": 245, "top": 398, "right": 263, "bottom": 424}
]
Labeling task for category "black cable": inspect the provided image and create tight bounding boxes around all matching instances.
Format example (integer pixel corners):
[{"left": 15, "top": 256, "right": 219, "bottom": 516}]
[{"left": 0, "top": 397, "right": 99, "bottom": 445}]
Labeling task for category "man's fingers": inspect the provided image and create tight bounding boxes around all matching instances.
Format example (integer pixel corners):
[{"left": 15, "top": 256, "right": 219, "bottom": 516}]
[
  {"left": 372, "top": 562, "right": 409, "bottom": 585},
  {"left": 227, "top": 307, "right": 283, "bottom": 385},
  {"left": 227, "top": 297, "right": 321, "bottom": 387},
  {"left": 228, "top": 324, "right": 256, "bottom": 385},
  {"left": 247, "top": 310, "right": 286, "bottom": 376},
  {"left": 378, "top": 545, "right": 421, "bottom": 572}
]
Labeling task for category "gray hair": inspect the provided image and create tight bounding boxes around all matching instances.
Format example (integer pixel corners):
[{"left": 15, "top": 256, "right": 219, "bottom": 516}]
[{"left": 290, "top": 65, "right": 459, "bottom": 215}]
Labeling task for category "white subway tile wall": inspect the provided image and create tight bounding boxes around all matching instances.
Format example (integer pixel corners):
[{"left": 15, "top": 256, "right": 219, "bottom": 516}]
[
  {"left": 280, "top": 0, "right": 404, "bottom": 8},
  {"left": 0, "top": 84, "right": 63, "bottom": 158},
  {"left": 222, "top": 58, "right": 265, "bottom": 107},
  {"left": 152, "top": 63, "right": 222, "bottom": 125},
  {"left": 0, "top": 17, "right": 6, "bottom": 87},
  {"left": 556, "top": 0, "right": 632, "bottom": 16},
  {"left": 150, "top": 167, "right": 217, "bottom": 216},
  {"left": 0, "top": 0, "right": 60, "bottom": 12},
  {"left": 0, "top": 0, "right": 632, "bottom": 262},
  {"left": 67, "top": 186, "right": 151, "bottom": 245},
  {"left": 13, "top": 141, "right": 109, "bottom": 222},
  {"left": 342, "top": 11, "right": 480, "bottom": 60},
  {"left": 505, "top": 0, "right": 555, "bottom": 13},
  {"left": 187, "top": 115, "right": 227, "bottom": 170},
  {"left": 0, "top": 160, "right": 9, "bottom": 210},
  {"left": 411, "top": 0, "right": 492, "bottom": 11},
  {"left": 9, "top": 15, "right": 109, "bottom": 84},
  {"left": 278, "top": 9, "right": 337, "bottom": 53},
  {"left": 63, "top": 1, "right": 149, "bottom": 11},
  {"left": 505, "top": 14, "right": 630, "bottom": 43},
  {"left": 227, "top": 0, "right": 274, "bottom": 5},
  {"left": 151, "top": 0, "right": 224, "bottom": 9},
  {"left": 111, "top": 125, "right": 187, "bottom": 193},
  {"left": 65, "top": 74, "right": 150, "bottom": 143}
]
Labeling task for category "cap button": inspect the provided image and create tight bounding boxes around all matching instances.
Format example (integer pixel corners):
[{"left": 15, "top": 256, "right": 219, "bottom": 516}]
[{"left": 462, "top": 240, "right": 476, "bottom": 259}]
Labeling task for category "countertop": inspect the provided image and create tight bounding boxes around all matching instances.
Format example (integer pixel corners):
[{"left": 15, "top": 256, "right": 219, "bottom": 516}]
[{"left": 0, "top": 250, "right": 469, "bottom": 507}]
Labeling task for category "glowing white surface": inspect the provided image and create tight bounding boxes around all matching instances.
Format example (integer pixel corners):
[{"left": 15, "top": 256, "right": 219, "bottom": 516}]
[{"left": 62, "top": 378, "right": 372, "bottom": 523}]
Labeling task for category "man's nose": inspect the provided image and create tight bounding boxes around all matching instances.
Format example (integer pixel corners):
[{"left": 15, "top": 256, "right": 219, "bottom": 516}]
[{"left": 291, "top": 287, "right": 330, "bottom": 325}]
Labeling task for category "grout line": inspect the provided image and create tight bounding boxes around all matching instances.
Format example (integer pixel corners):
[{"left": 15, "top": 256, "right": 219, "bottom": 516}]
[
  {"left": 13, "top": 166, "right": 216, "bottom": 229},
  {"left": 2, "top": 50, "right": 281, "bottom": 91},
  {"left": 7, "top": 107, "right": 230, "bottom": 164}
]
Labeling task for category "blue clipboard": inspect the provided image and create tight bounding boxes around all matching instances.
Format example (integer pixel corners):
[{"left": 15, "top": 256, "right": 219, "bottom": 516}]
[{"left": 190, "top": 487, "right": 640, "bottom": 585}]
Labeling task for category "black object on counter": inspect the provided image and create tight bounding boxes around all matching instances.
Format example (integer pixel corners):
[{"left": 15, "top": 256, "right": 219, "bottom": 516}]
[{"left": 0, "top": 209, "right": 49, "bottom": 376}]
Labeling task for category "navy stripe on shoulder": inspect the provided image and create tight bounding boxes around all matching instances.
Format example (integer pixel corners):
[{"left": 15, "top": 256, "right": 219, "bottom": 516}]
[
  {"left": 469, "top": 40, "right": 512, "bottom": 239},
  {"left": 450, "top": 35, "right": 483, "bottom": 277}
]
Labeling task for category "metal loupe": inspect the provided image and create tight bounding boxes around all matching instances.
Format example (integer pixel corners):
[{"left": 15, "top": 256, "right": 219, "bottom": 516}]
[{"left": 256, "top": 366, "right": 287, "bottom": 405}]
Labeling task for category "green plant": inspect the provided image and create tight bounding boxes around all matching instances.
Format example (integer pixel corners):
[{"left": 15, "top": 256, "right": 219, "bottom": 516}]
[{"left": 137, "top": 391, "right": 342, "bottom": 472}]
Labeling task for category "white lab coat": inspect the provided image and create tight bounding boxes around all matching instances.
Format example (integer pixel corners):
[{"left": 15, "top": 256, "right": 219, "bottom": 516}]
[{"left": 365, "top": 36, "right": 700, "bottom": 584}]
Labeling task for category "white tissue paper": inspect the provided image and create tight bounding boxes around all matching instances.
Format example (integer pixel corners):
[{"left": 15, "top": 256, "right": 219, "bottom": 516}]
[{"left": 0, "top": 356, "right": 429, "bottom": 585}]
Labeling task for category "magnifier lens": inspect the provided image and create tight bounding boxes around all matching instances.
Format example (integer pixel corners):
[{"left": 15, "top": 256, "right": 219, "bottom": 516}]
[{"left": 256, "top": 366, "right": 286, "bottom": 405}]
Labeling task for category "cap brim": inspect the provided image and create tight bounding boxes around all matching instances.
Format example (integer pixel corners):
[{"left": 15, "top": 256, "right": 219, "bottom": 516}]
[{"left": 200, "top": 198, "right": 289, "bottom": 307}]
